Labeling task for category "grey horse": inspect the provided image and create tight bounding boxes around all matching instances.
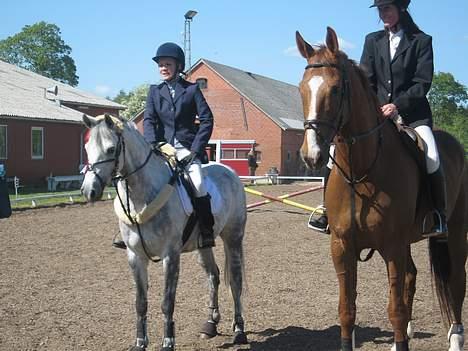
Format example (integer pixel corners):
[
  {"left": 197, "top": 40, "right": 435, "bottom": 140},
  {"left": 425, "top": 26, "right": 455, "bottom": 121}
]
[{"left": 81, "top": 114, "right": 248, "bottom": 351}]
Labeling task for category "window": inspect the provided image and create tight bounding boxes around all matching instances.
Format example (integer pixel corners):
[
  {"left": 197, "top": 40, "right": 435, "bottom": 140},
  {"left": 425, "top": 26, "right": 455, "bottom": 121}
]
[
  {"left": 221, "top": 149, "right": 235, "bottom": 159},
  {"left": 31, "top": 127, "right": 44, "bottom": 159},
  {"left": 236, "top": 149, "right": 250, "bottom": 159},
  {"left": 0, "top": 125, "right": 6, "bottom": 159},
  {"left": 196, "top": 78, "right": 208, "bottom": 89},
  {"left": 221, "top": 147, "right": 261, "bottom": 162}
]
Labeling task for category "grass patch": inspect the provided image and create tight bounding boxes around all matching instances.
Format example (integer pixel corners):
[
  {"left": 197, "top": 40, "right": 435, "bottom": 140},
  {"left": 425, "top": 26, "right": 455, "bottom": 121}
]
[{"left": 10, "top": 188, "right": 116, "bottom": 210}]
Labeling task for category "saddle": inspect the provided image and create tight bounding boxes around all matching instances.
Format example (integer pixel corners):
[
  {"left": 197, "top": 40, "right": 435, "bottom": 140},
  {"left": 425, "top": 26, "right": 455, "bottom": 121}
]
[{"left": 392, "top": 118, "right": 427, "bottom": 175}]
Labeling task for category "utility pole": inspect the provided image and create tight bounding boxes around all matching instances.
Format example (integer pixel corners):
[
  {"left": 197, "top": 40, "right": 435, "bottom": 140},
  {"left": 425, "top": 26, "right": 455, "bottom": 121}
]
[{"left": 183, "top": 10, "right": 197, "bottom": 70}]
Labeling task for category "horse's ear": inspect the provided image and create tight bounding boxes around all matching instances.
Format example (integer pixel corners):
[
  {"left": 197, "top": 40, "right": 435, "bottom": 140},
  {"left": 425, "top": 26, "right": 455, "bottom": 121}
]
[
  {"left": 83, "top": 114, "right": 97, "bottom": 128},
  {"left": 326, "top": 26, "right": 339, "bottom": 53},
  {"left": 104, "top": 114, "right": 115, "bottom": 129},
  {"left": 296, "top": 31, "right": 315, "bottom": 59}
]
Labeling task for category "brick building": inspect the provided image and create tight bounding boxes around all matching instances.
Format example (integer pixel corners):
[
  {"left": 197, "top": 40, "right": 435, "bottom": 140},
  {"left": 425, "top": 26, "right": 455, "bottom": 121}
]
[
  {"left": 0, "top": 60, "right": 125, "bottom": 185},
  {"left": 133, "top": 58, "right": 305, "bottom": 176}
]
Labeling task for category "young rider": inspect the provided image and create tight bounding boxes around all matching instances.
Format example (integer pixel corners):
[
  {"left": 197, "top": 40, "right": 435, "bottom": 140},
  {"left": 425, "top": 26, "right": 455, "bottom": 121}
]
[{"left": 143, "top": 42, "right": 216, "bottom": 248}]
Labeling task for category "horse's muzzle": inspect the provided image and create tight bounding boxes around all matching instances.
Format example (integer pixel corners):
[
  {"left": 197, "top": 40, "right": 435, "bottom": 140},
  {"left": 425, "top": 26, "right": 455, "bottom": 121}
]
[{"left": 81, "top": 173, "right": 104, "bottom": 202}]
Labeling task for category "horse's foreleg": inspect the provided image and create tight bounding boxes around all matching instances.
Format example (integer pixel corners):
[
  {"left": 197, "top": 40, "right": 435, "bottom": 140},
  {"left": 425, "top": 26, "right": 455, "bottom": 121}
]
[
  {"left": 223, "top": 237, "right": 248, "bottom": 345},
  {"left": 331, "top": 237, "right": 357, "bottom": 351},
  {"left": 383, "top": 249, "right": 409, "bottom": 349},
  {"left": 160, "top": 253, "right": 180, "bottom": 351},
  {"left": 128, "top": 251, "right": 149, "bottom": 350},
  {"left": 197, "top": 249, "right": 221, "bottom": 339},
  {"left": 404, "top": 249, "right": 417, "bottom": 339}
]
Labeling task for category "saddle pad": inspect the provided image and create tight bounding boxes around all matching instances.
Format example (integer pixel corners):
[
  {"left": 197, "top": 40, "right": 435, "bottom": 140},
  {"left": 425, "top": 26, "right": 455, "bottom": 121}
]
[{"left": 175, "top": 177, "right": 222, "bottom": 216}]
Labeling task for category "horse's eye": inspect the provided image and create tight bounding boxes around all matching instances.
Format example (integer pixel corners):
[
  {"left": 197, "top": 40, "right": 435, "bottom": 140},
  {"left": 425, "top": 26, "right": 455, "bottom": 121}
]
[
  {"left": 331, "top": 86, "right": 339, "bottom": 96},
  {"left": 107, "top": 147, "right": 116, "bottom": 155}
]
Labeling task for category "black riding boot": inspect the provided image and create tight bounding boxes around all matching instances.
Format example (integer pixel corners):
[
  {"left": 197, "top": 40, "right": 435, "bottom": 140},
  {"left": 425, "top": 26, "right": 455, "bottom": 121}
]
[
  {"left": 423, "top": 166, "right": 448, "bottom": 239},
  {"left": 308, "top": 167, "right": 330, "bottom": 234},
  {"left": 194, "top": 194, "right": 215, "bottom": 248}
]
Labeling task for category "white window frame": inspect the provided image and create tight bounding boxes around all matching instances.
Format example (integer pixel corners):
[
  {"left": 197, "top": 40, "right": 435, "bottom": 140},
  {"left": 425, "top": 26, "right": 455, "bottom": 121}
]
[
  {"left": 0, "top": 125, "right": 7, "bottom": 159},
  {"left": 31, "top": 127, "right": 44, "bottom": 159}
]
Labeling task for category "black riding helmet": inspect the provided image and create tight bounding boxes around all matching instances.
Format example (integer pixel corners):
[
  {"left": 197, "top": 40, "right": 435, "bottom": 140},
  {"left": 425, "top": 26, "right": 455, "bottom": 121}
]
[
  {"left": 152, "top": 42, "right": 186, "bottom": 72},
  {"left": 370, "top": 0, "right": 410, "bottom": 9}
]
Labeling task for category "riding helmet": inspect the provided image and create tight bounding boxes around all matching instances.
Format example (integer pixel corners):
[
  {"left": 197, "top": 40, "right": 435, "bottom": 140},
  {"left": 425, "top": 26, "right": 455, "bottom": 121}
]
[
  {"left": 152, "top": 42, "right": 186, "bottom": 71},
  {"left": 370, "top": 0, "right": 410, "bottom": 9}
]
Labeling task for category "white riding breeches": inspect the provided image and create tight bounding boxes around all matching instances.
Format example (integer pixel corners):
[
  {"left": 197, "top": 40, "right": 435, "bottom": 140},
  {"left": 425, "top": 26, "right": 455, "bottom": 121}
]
[
  {"left": 175, "top": 146, "right": 207, "bottom": 197},
  {"left": 414, "top": 125, "right": 440, "bottom": 174},
  {"left": 327, "top": 144, "right": 336, "bottom": 170}
]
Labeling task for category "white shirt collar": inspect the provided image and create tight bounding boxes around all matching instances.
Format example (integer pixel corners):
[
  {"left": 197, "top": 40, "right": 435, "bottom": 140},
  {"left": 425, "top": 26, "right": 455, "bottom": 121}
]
[{"left": 389, "top": 29, "right": 404, "bottom": 60}]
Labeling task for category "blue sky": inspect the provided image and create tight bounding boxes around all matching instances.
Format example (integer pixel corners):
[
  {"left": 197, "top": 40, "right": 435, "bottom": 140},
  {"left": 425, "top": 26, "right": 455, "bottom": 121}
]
[{"left": 2, "top": 0, "right": 467, "bottom": 98}]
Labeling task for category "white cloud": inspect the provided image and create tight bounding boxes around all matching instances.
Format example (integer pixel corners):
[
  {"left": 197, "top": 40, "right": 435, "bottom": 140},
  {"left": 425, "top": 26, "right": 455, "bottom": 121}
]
[
  {"left": 338, "top": 37, "right": 356, "bottom": 50},
  {"left": 284, "top": 36, "right": 356, "bottom": 58},
  {"left": 95, "top": 85, "right": 111, "bottom": 96},
  {"left": 284, "top": 46, "right": 301, "bottom": 57}
]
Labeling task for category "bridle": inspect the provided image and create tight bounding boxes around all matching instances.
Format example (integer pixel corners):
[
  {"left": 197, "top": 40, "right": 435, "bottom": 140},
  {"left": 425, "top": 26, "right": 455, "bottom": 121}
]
[
  {"left": 84, "top": 132, "right": 153, "bottom": 188},
  {"left": 303, "top": 62, "right": 350, "bottom": 146},
  {"left": 303, "top": 60, "right": 388, "bottom": 262},
  {"left": 302, "top": 60, "right": 388, "bottom": 185},
  {"left": 83, "top": 128, "right": 162, "bottom": 263}
]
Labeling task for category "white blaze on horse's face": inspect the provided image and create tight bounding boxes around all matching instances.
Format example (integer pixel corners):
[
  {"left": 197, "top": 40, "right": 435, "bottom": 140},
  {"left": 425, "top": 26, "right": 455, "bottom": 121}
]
[
  {"left": 81, "top": 125, "right": 120, "bottom": 201},
  {"left": 305, "top": 75, "right": 325, "bottom": 165}
]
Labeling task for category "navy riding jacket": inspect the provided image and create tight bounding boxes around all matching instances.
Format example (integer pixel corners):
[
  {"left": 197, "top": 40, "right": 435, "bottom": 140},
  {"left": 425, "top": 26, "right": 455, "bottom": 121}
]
[
  {"left": 143, "top": 78, "right": 214, "bottom": 157},
  {"left": 360, "top": 30, "right": 434, "bottom": 128}
]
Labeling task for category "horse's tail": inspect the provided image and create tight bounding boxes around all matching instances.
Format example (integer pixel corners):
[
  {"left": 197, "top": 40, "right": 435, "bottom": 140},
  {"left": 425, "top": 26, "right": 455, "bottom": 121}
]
[{"left": 428, "top": 237, "right": 454, "bottom": 327}]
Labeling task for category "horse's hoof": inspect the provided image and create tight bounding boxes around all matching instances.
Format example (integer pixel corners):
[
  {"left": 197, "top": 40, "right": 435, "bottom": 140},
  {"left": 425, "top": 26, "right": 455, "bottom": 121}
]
[
  {"left": 160, "top": 347, "right": 174, "bottom": 351},
  {"left": 200, "top": 321, "right": 218, "bottom": 339},
  {"left": 233, "top": 331, "right": 248, "bottom": 345}
]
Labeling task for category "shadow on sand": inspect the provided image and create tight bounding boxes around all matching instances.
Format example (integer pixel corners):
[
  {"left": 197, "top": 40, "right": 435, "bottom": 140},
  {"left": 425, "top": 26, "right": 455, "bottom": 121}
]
[{"left": 218, "top": 325, "right": 435, "bottom": 351}]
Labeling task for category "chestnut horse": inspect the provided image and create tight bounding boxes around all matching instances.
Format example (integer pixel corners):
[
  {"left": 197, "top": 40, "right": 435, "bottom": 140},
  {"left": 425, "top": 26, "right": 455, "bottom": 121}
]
[{"left": 296, "top": 27, "right": 467, "bottom": 351}]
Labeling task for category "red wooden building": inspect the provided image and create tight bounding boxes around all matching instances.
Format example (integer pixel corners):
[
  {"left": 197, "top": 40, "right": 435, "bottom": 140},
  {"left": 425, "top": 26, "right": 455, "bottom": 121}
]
[
  {"left": 0, "top": 60, "right": 125, "bottom": 185},
  {"left": 133, "top": 58, "right": 306, "bottom": 177}
]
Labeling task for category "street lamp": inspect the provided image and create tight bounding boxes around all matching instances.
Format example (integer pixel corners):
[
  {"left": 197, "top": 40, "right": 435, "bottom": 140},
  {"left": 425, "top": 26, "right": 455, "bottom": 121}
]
[{"left": 184, "top": 10, "right": 198, "bottom": 70}]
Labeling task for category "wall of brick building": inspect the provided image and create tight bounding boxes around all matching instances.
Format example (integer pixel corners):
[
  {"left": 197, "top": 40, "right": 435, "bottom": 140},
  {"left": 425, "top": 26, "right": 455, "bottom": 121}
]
[
  {"left": 189, "top": 64, "right": 304, "bottom": 176},
  {"left": 132, "top": 62, "right": 306, "bottom": 176},
  {"left": 1, "top": 106, "right": 122, "bottom": 186}
]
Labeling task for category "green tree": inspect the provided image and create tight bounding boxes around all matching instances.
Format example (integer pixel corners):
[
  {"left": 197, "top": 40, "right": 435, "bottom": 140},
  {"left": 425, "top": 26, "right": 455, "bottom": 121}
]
[
  {"left": 428, "top": 72, "right": 468, "bottom": 152},
  {"left": 0, "top": 21, "right": 78, "bottom": 86},
  {"left": 113, "top": 84, "right": 149, "bottom": 119}
]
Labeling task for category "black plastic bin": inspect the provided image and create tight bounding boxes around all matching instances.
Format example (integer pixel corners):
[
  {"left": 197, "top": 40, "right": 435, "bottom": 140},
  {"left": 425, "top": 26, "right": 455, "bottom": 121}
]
[{"left": 0, "top": 176, "right": 12, "bottom": 218}]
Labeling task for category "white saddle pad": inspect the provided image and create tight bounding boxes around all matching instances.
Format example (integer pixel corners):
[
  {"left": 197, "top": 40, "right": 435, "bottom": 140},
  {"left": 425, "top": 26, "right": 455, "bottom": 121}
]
[{"left": 175, "top": 177, "right": 222, "bottom": 216}]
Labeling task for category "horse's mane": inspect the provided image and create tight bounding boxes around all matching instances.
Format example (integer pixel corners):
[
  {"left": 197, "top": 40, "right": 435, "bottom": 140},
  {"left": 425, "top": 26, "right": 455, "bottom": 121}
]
[{"left": 350, "top": 61, "right": 382, "bottom": 116}]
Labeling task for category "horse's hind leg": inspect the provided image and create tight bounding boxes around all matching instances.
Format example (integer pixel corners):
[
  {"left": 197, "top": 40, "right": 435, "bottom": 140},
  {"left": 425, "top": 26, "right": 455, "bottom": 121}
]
[
  {"left": 222, "top": 234, "right": 248, "bottom": 345},
  {"left": 446, "top": 197, "right": 466, "bottom": 351},
  {"left": 197, "top": 248, "right": 221, "bottom": 339},
  {"left": 128, "top": 251, "right": 150, "bottom": 350},
  {"left": 331, "top": 236, "right": 357, "bottom": 351},
  {"left": 160, "top": 253, "right": 181, "bottom": 351}
]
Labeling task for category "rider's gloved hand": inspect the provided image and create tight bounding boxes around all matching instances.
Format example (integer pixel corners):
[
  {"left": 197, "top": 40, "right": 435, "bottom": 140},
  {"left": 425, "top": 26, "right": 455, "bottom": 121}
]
[{"left": 151, "top": 142, "right": 167, "bottom": 153}]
